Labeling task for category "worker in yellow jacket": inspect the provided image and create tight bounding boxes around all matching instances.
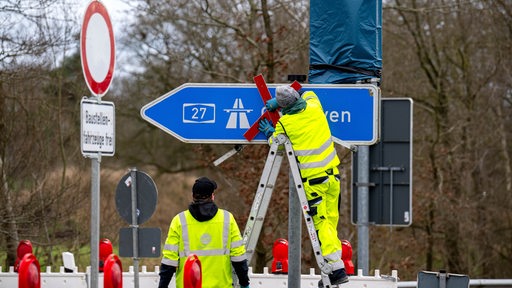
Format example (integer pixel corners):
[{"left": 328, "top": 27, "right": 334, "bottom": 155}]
[
  {"left": 158, "top": 177, "right": 250, "bottom": 288},
  {"left": 259, "top": 85, "right": 348, "bottom": 287}
]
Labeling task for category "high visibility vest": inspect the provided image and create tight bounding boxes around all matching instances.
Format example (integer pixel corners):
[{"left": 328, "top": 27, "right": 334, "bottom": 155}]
[
  {"left": 161, "top": 209, "right": 247, "bottom": 288},
  {"left": 271, "top": 91, "right": 340, "bottom": 179}
]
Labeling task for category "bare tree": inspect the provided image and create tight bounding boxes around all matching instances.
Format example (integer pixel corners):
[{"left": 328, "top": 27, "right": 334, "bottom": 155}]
[
  {"left": 118, "top": 0, "right": 312, "bottom": 272},
  {"left": 124, "top": 0, "right": 308, "bottom": 84},
  {"left": 382, "top": 0, "right": 512, "bottom": 278},
  {"left": 0, "top": 0, "right": 91, "bottom": 268},
  {"left": 3, "top": 0, "right": 511, "bottom": 280}
]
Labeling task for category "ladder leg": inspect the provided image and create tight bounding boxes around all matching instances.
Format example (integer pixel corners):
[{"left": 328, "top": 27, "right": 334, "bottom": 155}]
[
  {"left": 242, "top": 142, "right": 283, "bottom": 263},
  {"left": 281, "top": 138, "right": 336, "bottom": 287}
]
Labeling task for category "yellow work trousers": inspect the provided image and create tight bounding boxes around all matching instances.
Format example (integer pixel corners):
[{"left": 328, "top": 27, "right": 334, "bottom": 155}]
[{"left": 303, "top": 171, "right": 343, "bottom": 270}]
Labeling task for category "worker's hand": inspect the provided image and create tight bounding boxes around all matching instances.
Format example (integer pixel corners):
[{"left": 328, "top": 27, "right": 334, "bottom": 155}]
[
  {"left": 258, "top": 118, "right": 275, "bottom": 138},
  {"left": 265, "top": 98, "right": 279, "bottom": 112}
]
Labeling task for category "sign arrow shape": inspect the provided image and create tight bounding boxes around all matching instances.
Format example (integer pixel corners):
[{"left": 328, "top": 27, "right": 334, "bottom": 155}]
[{"left": 141, "top": 83, "right": 380, "bottom": 145}]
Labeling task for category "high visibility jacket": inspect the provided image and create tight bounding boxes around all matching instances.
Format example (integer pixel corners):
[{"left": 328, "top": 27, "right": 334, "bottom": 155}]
[
  {"left": 161, "top": 209, "right": 247, "bottom": 288},
  {"left": 271, "top": 90, "right": 340, "bottom": 179}
]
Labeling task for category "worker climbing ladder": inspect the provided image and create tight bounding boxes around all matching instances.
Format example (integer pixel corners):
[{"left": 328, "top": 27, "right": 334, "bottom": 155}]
[{"left": 242, "top": 133, "right": 340, "bottom": 288}]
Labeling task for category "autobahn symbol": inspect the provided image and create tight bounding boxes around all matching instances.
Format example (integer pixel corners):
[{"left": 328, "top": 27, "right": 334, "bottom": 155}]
[{"left": 225, "top": 98, "right": 252, "bottom": 129}]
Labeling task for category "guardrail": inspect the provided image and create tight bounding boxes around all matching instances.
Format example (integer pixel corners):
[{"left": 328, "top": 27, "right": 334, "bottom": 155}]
[
  {"left": 398, "top": 279, "right": 512, "bottom": 288},
  {"left": 0, "top": 266, "right": 398, "bottom": 288}
]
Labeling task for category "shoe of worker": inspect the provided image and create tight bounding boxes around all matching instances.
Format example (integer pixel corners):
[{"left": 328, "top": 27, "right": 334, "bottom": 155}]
[{"left": 318, "top": 268, "right": 349, "bottom": 287}]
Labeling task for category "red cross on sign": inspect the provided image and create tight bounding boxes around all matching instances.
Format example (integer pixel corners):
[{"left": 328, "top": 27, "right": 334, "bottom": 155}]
[{"left": 243, "top": 75, "right": 302, "bottom": 141}]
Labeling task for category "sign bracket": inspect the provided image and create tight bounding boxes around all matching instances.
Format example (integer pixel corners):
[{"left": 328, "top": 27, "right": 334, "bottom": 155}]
[{"left": 213, "top": 145, "right": 245, "bottom": 166}]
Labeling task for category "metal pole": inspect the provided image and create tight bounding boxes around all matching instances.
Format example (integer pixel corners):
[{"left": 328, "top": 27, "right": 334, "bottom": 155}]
[
  {"left": 357, "top": 146, "right": 369, "bottom": 275},
  {"left": 390, "top": 169, "right": 394, "bottom": 230},
  {"left": 130, "top": 168, "right": 139, "bottom": 288},
  {"left": 287, "top": 74, "right": 304, "bottom": 287},
  {"left": 90, "top": 153, "right": 101, "bottom": 288},
  {"left": 288, "top": 172, "right": 301, "bottom": 288},
  {"left": 439, "top": 271, "right": 447, "bottom": 288}
]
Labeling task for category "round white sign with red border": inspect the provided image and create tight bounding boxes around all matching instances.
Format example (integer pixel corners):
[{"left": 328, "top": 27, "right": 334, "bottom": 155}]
[{"left": 80, "top": 1, "right": 115, "bottom": 97}]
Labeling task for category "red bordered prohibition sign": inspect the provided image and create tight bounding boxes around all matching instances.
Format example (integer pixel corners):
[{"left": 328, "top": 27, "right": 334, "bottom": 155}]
[{"left": 80, "top": 1, "right": 115, "bottom": 97}]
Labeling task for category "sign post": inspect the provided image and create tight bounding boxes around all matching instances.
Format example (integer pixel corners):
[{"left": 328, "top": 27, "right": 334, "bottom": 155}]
[
  {"left": 115, "top": 169, "right": 161, "bottom": 288},
  {"left": 80, "top": 2, "right": 116, "bottom": 288}
]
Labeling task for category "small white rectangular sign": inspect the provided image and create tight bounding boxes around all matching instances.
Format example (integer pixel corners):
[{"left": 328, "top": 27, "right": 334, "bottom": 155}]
[{"left": 81, "top": 98, "right": 115, "bottom": 156}]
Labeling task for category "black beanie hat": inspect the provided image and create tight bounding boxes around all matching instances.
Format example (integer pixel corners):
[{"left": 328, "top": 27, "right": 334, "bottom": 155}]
[{"left": 192, "top": 177, "right": 217, "bottom": 198}]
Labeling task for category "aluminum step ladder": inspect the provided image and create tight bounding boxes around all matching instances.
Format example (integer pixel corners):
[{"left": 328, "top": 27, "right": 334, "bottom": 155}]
[{"left": 242, "top": 134, "right": 340, "bottom": 287}]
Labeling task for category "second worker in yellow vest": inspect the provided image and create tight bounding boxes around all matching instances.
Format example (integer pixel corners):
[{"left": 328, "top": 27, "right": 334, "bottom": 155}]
[
  {"left": 258, "top": 85, "right": 349, "bottom": 287},
  {"left": 158, "top": 177, "right": 250, "bottom": 288}
]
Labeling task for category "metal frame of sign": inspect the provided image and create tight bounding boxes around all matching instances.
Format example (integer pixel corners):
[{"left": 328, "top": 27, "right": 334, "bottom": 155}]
[{"left": 351, "top": 98, "right": 413, "bottom": 227}]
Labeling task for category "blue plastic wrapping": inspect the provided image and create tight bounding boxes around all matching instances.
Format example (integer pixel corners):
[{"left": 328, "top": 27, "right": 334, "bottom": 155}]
[{"left": 309, "top": 0, "right": 382, "bottom": 84}]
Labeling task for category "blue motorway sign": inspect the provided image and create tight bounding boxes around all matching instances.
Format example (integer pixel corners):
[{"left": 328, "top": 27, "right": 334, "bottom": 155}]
[{"left": 140, "top": 83, "right": 380, "bottom": 145}]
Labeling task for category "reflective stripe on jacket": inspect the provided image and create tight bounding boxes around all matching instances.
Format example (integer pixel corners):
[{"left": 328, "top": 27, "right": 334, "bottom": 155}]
[
  {"left": 270, "top": 90, "right": 340, "bottom": 179},
  {"left": 161, "top": 209, "right": 247, "bottom": 288}
]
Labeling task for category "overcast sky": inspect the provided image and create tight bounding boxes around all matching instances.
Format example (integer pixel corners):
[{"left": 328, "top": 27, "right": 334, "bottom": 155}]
[{"left": 85, "top": 0, "right": 132, "bottom": 31}]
